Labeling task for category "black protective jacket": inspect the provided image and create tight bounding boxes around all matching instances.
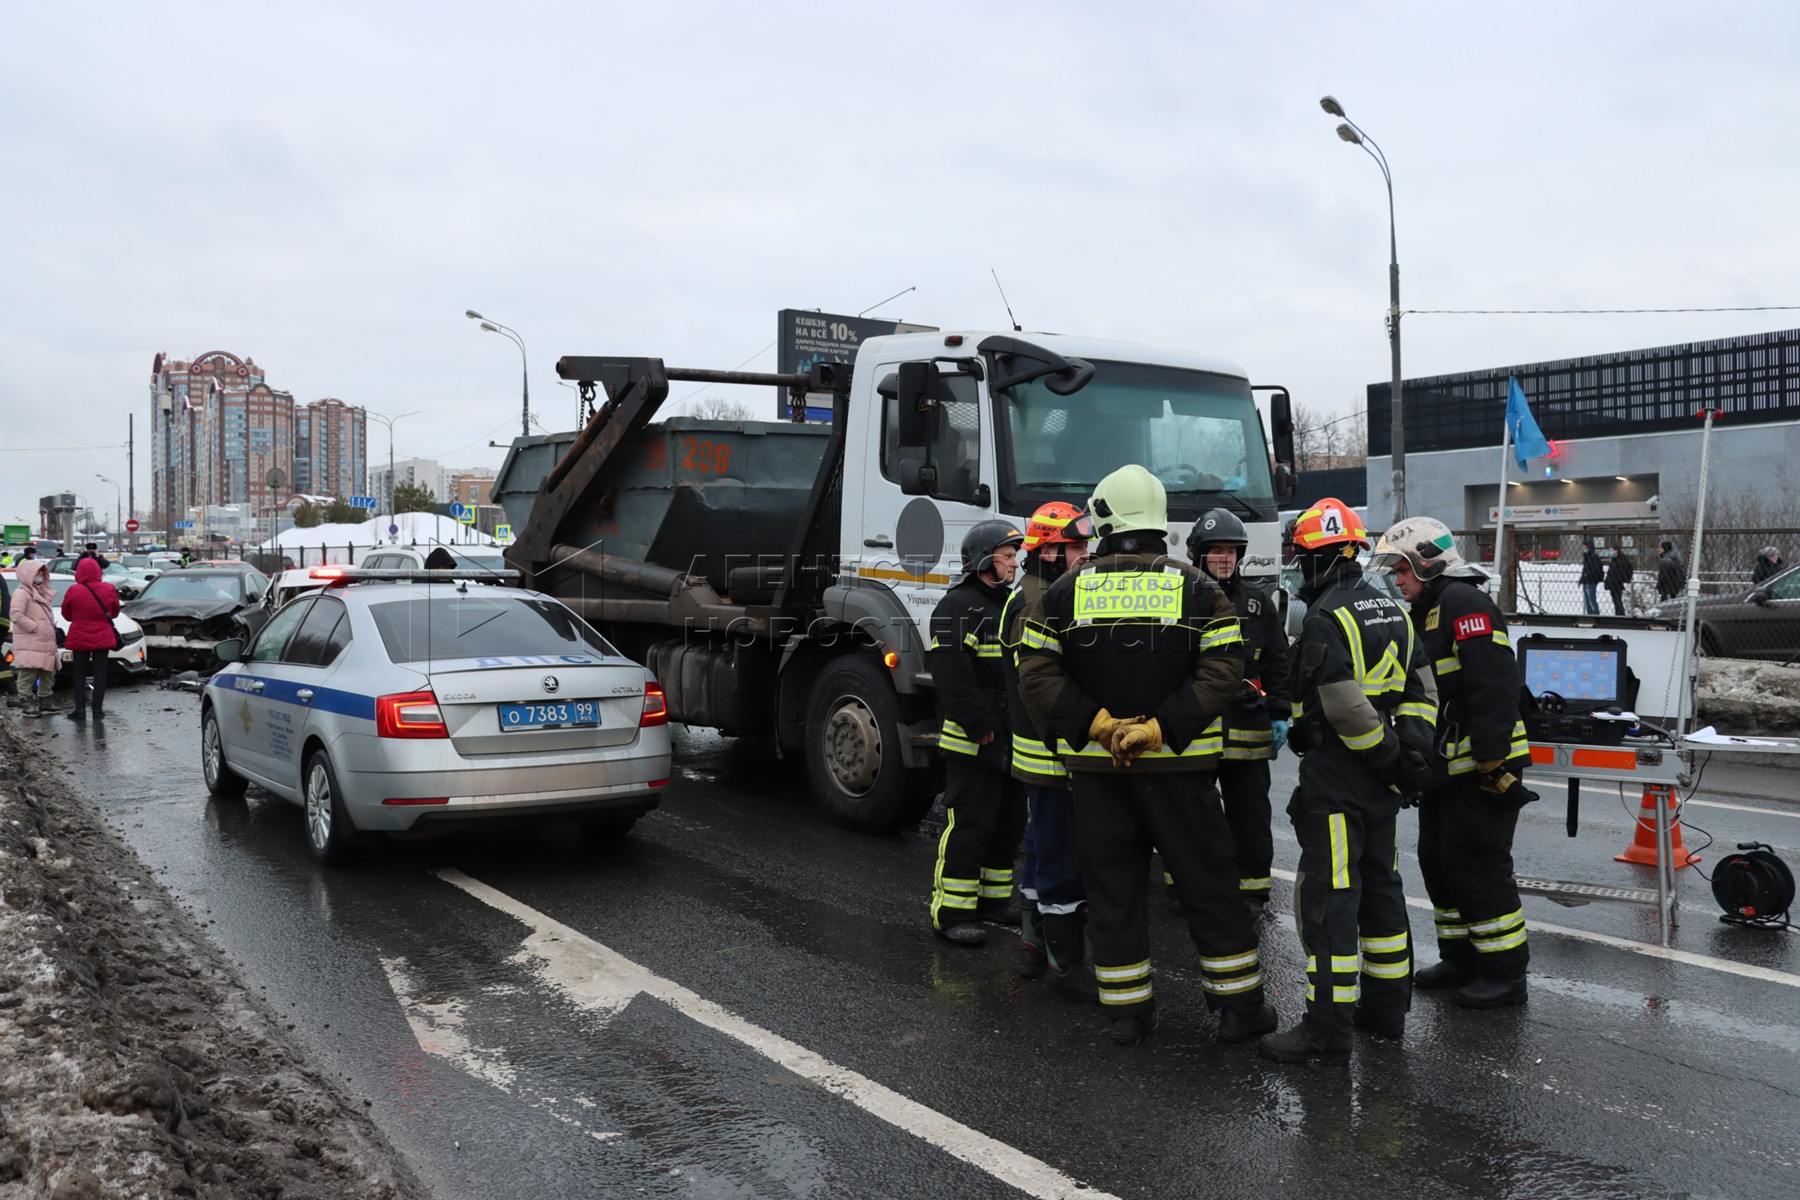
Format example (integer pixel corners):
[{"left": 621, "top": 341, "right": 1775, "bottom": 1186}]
[
  {"left": 1017, "top": 538, "right": 1244, "bottom": 774},
  {"left": 1001, "top": 556, "right": 1068, "bottom": 784},
  {"left": 929, "top": 574, "right": 1012, "bottom": 773},
  {"left": 1218, "top": 574, "right": 1292, "bottom": 761},
  {"left": 1657, "top": 551, "right": 1684, "bottom": 601},
  {"left": 1410, "top": 576, "right": 1529, "bottom": 782}
]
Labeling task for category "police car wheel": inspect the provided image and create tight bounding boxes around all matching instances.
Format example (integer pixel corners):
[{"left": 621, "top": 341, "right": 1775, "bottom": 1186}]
[
  {"left": 201, "top": 706, "right": 248, "bottom": 799},
  {"left": 304, "top": 749, "right": 359, "bottom": 866},
  {"left": 804, "top": 653, "right": 923, "bottom": 834}
]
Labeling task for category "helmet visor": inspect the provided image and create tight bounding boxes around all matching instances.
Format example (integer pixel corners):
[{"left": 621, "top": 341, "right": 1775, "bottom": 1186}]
[
  {"left": 1066, "top": 513, "right": 1096, "bottom": 542},
  {"left": 1364, "top": 551, "right": 1406, "bottom": 576}
]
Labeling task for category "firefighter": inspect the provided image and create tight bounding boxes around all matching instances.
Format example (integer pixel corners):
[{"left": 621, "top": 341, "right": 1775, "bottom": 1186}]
[
  {"left": 1259, "top": 499, "right": 1439, "bottom": 1063},
  {"left": 1368, "top": 515, "right": 1534, "bottom": 1009},
  {"left": 1001, "top": 501, "right": 1097, "bottom": 998},
  {"left": 1018, "top": 465, "right": 1277, "bottom": 1047},
  {"left": 928, "top": 519, "right": 1030, "bottom": 947},
  {"left": 1187, "top": 507, "right": 1292, "bottom": 910}
]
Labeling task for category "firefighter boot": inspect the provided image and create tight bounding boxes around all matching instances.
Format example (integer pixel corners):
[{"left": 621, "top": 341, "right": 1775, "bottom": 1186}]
[
  {"left": 1414, "top": 959, "right": 1480, "bottom": 990},
  {"left": 1109, "top": 1003, "right": 1157, "bottom": 1047},
  {"left": 1039, "top": 911, "right": 1098, "bottom": 1003},
  {"left": 1258, "top": 1023, "right": 1352, "bottom": 1065},
  {"left": 1214, "top": 1001, "right": 1279, "bottom": 1043},
  {"left": 1353, "top": 1007, "right": 1406, "bottom": 1039},
  {"left": 1015, "top": 905, "right": 1048, "bottom": 979},
  {"left": 1454, "top": 975, "right": 1528, "bottom": 1009},
  {"left": 934, "top": 920, "right": 988, "bottom": 948}
]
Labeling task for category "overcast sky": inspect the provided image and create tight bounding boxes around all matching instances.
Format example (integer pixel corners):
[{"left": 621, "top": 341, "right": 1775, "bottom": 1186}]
[{"left": 4, "top": 1, "right": 1797, "bottom": 527}]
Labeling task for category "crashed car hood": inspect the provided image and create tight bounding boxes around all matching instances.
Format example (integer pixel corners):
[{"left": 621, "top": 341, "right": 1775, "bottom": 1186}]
[{"left": 124, "top": 598, "right": 248, "bottom": 622}]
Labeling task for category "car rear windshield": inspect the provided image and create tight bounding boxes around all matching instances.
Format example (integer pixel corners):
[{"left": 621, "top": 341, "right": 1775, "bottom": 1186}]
[{"left": 367, "top": 595, "right": 620, "bottom": 663}]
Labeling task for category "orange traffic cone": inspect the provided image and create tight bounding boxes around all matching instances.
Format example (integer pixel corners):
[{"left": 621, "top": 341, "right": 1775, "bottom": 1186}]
[{"left": 1615, "top": 783, "right": 1700, "bottom": 869}]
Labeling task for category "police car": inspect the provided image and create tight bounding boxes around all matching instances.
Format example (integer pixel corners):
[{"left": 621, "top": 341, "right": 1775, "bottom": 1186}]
[{"left": 200, "top": 567, "right": 671, "bottom": 863}]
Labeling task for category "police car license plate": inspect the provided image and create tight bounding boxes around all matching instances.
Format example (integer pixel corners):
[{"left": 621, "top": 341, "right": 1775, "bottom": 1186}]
[{"left": 498, "top": 701, "right": 601, "bottom": 731}]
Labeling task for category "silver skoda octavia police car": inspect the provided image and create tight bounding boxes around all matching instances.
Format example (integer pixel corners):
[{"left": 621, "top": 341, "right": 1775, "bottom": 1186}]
[{"left": 201, "top": 567, "right": 672, "bottom": 863}]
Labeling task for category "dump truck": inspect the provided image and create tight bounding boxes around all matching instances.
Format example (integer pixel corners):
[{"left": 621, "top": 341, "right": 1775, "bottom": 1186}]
[{"left": 495, "top": 331, "right": 1297, "bottom": 833}]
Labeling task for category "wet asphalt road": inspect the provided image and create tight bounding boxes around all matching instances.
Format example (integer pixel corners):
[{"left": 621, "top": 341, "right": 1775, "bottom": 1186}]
[{"left": 33, "top": 680, "right": 1800, "bottom": 1200}]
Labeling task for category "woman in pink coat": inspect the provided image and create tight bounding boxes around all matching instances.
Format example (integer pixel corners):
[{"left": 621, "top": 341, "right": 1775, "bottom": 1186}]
[
  {"left": 10, "top": 559, "right": 62, "bottom": 717},
  {"left": 60, "top": 557, "right": 120, "bottom": 720}
]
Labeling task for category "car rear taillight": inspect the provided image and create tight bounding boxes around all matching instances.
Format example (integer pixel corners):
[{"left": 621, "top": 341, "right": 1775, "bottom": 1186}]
[
  {"left": 376, "top": 690, "right": 448, "bottom": 739},
  {"left": 641, "top": 682, "right": 668, "bottom": 728}
]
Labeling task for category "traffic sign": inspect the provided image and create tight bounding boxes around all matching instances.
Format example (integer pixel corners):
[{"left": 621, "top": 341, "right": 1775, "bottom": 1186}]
[
  {"left": 173, "top": 520, "right": 193, "bottom": 530},
  {"left": 350, "top": 495, "right": 378, "bottom": 510},
  {"left": 388, "top": 524, "right": 399, "bottom": 536},
  {"left": 125, "top": 519, "right": 140, "bottom": 533},
  {"left": 457, "top": 509, "right": 476, "bottom": 526},
  {"left": 495, "top": 524, "right": 513, "bottom": 543},
  {"left": 449, "top": 502, "right": 469, "bottom": 521}
]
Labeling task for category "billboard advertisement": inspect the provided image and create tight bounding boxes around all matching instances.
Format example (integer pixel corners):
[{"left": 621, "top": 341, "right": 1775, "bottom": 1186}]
[{"left": 776, "top": 309, "right": 936, "bottom": 421}]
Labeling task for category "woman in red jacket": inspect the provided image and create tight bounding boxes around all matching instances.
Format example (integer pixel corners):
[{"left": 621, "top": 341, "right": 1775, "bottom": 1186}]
[{"left": 60, "top": 557, "right": 120, "bottom": 720}]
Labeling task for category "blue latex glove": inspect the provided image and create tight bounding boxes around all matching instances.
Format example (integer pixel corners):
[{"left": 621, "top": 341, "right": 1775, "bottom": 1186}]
[{"left": 1270, "top": 719, "right": 1289, "bottom": 755}]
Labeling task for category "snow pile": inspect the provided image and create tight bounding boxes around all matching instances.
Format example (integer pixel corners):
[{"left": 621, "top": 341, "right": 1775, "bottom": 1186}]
[
  {"left": 1696, "top": 658, "right": 1800, "bottom": 736},
  {"left": 256, "top": 512, "right": 497, "bottom": 566}
]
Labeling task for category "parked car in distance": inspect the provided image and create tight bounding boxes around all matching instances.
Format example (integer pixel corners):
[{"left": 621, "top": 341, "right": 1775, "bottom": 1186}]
[
  {"left": 359, "top": 546, "right": 509, "bottom": 575},
  {"left": 1655, "top": 563, "right": 1800, "bottom": 660},
  {"left": 124, "top": 567, "right": 272, "bottom": 666},
  {"left": 200, "top": 574, "right": 672, "bottom": 863},
  {"left": 238, "top": 549, "right": 297, "bottom": 575},
  {"left": 45, "top": 558, "right": 151, "bottom": 599}
]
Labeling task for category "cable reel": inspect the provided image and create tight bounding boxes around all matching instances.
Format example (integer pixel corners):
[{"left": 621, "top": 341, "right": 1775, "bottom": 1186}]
[{"left": 1711, "top": 843, "right": 1795, "bottom": 930}]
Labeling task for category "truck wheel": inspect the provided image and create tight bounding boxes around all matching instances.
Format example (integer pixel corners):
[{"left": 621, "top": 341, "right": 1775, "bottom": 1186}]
[{"left": 804, "top": 654, "right": 923, "bottom": 834}]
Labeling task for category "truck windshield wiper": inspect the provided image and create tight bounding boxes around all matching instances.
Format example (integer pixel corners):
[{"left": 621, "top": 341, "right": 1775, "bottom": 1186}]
[{"left": 1177, "top": 489, "right": 1263, "bottom": 520}]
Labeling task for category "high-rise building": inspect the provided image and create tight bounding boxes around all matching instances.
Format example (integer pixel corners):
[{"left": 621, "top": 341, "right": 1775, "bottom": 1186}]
[
  {"left": 150, "top": 350, "right": 368, "bottom": 536},
  {"left": 369, "top": 457, "right": 446, "bottom": 506},
  {"left": 294, "top": 398, "right": 367, "bottom": 502}
]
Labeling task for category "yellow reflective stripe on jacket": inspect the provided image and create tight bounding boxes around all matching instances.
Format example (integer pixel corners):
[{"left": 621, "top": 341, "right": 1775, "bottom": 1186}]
[
  {"left": 1396, "top": 701, "right": 1438, "bottom": 725},
  {"left": 1340, "top": 724, "right": 1385, "bottom": 752},
  {"left": 1011, "top": 736, "right": 1068, "bottom": 778},
  {"left": 939, "top": 720, "right": 982, "bottom": 756},
  {"left": 1442, "top": 721, "right": 1531, "bottom": 769},
  {"left": 1199, "top": 618, "right": 1244, "bottom": 651},
  {"left": 1328, "top": 813, "right": 1351, "bottom": 889},
  {"left": 1020, "top": 623, "right": 1059, "bottom": 652},
  {"left": 1331, "top": 607, "right": 1408, "bottom": 698},
  {"left": 1434, "top": 655, "right": 1461, "bottom": 675}
]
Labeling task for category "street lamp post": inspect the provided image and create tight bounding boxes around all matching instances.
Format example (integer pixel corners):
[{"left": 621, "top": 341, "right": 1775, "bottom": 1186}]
[
  {"left": 1321, "top": 95, "right": 1407, "bottom": 520},
  {"left": 366, "top": 409, "right": 421, "bottom": 534},
  {"left": 96, "top": 474, "right": 121, "bottom": 543},
  {"left": 465, "top": 310, "right": 530, "bottom": 440}
]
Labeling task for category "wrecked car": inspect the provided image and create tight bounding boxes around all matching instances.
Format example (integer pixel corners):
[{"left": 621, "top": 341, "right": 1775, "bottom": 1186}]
[{"left": 123, "top": 567, "right": 271, "bottom": 668}]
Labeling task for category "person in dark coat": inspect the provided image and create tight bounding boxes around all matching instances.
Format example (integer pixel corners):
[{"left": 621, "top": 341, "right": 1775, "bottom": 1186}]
[
  {"left": 1656, "top": 541, "right": 1684, "bottom": 602},
  {"left": 60, "top": 557, "right": 120, "bottom": 721},
  {"left": 1578, "top": 539, "right": 1603, "bottom": 615},
  {"left": 1604, "top": 547, "right": 1633, "bottom": 616},
  {"left": 424, "top": 547, "right": 458, "bottom": 570},
  {"left": 1753, "top": 546, "right": 1783, "bottom": 585}
]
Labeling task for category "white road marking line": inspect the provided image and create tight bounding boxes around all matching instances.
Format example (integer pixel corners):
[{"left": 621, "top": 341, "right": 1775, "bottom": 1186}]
[
  {"left": 380, "top": 955, "right": 620, "bottom": 1143},
  {"left": 438, "top": 869, "right": 1115, "bottom": 1200},
  {"left": 1270, "top": 868, "right": 1800, "bottom": 988},
  {"left": 1684, "top": 797, "right": 1800, "bottom": 820}
]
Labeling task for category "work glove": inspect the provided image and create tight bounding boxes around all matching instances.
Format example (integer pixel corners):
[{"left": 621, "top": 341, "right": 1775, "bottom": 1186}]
[
  {"left": 1395, "top": 746, "right": 1435, "bottom": 795},
  {"left": 1089, "top": 708, "right": 1129, "bottom": 750},
  {"left": 1286, "top": 717, "right": 1311, "bottom": 755},
  {"left": 1269, "top": 719, "right": 1289, "bottom": 755},
  {"left": 1110, "top": 717, "right": 1164, "bottom": 768},
  {"left": 1235, "top": 679, "right": 1268, "bottom": 711},
  {"left": 1476, "top": 758, "right": 1541, "bottom": 807},
  {"left": 1365, "top": 737, "right": 1400, "bottom": 785}
]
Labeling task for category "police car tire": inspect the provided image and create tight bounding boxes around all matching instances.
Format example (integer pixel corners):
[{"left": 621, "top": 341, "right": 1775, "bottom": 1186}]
[
  {"left": 804, "top": 653, "right": 922, "bottom": 835},
  {"left": 201, "top": 706, "right": 248, "bottom": 799},
  {"left": 578, "top": 812, "right": 641, "bottom": 840},
  {"left": 303, "top": 749, "right": 360, "bottom": 866}
]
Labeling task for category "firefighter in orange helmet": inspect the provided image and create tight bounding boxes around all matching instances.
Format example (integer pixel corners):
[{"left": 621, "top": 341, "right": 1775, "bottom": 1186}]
[
  {"left": 1261, "top": 498, "right": 1439, "bottom": 1064},
  {"left": 1000, "top": 501, "right": 1098, "bottom": 998}
]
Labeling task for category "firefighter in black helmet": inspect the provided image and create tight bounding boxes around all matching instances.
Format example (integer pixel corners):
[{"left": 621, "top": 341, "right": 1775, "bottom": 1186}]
[
  {"left": 1187, "top": 507, "right": 1292, "bottom": 910},
  {"left": 1259, "top": 499, "right": 1438, "bottom": 1064},
  {"left": 1018, "top": 465, "right": 1277, "bottom": 1047},
  {"left": 928, "top": 519, "right": 1029, "bottom": 946}
]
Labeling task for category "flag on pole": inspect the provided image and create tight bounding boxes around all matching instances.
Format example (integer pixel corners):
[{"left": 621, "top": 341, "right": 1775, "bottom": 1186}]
[{"left": 1506, "top": 376, "right": 1551, "bottom": 470}]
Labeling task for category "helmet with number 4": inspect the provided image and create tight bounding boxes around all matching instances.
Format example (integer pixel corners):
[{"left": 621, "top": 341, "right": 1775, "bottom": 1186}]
[
  {"left": 1368, "top": 515, "right": 1486, "bottom": 581},
  {"left": 1288, "top": 498, "right": 1369, "bottom": 552},
  {"left": 1021, "top": 501, "right": 1094, "bottom": 553}
]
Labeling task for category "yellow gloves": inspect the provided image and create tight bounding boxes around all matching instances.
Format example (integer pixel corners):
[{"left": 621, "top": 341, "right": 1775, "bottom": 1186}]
[
  {"left": 1111, "top": 717, "right": 1164, "bottom": 767},
  {"left": 1090, "top": 708, "right": 1127, "bottom": 748},
  {"left": 1476, "top": 759, "right": 1519, "bottom": 795}
]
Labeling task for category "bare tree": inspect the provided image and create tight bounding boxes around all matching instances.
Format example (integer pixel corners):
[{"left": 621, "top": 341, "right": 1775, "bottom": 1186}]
[
  {"left": 687, "top": 395, "right": 755, "bottom": 421},
  {"left": 1291, "top": 403, "right": 1368, "bottom": 471}
]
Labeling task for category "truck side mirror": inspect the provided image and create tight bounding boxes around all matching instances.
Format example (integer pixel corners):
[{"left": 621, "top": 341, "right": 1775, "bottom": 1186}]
[
  {"left": 896, "top": 362, "right": 942, "bottom": 448},
  {"left": 899, "top": 460, "right": 939, "bottom": 497},
  {"left": 1266, "top": 387, "right": 1296, "bottom": 470},
  {"left": 1272, "top": 462, "right": 1297, "bottom": 503}
]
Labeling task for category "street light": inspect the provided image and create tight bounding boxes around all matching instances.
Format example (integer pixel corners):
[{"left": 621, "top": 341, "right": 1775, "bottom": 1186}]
[
  {"left": 466, "top": 309, "right": 530, "bottom": 439},
  {"left": 1320, "top": 94, "right": 1408, "bottom": 519},
  {"left": 96, "top": 474, "right": 121, "bottom": 543},
  {"left": 366, "top": 409, "right": 421, "bottom": 531}
]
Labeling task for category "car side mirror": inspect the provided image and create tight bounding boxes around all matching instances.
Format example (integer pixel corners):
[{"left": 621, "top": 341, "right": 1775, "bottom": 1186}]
[
  {"left": 213, "top": 638, "right": 244, "bottom": 664},
  {"left": 1751, "top": 589, "right": 1771, "bottom": 606}
]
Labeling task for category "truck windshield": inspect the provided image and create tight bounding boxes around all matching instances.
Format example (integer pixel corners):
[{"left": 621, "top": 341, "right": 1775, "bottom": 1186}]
[{"left": 997, "top": 360, "right": 1275, "bottom": 522}]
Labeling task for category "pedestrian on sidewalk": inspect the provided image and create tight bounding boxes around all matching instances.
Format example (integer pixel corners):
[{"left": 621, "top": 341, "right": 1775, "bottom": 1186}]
[
  {"left": 10, "top": 559, "right": 61, "bottom": 717},
  {"left": 1753, "top": 546, "right": 1783, "bottom": 585},
  {"left": 59, "top": 557, "right": 119, "bottom": 721},
  {"left": 1656, "top": 541, "right": 1684, "bottom": 602},
  {"left": 1578, "top": 539, "right": 1603, "bottom": 615},
  {"left": 1605, "top": 547, "right": 1634, "bottom": 616}
]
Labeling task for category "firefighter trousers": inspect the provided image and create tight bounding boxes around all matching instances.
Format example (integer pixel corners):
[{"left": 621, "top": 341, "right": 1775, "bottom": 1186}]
[
  {"left": 931, "top": 757, "right": 1028, "bottom": 931},
  {"left": 1021, "top": 781, "right": 1085, "bottom": 915},
  {"left": 1217, "top": 758, "right": 1274, "bottom": 903},
  {"left": 1289, "top": 786, "right": 1412, "bottom": 1050},
  {"left": 1418, "top": 779, "right": 1529, "bottom": 979},
  {"left": 1071, "top": 770, "right": 1265, "bottom": 1019}
]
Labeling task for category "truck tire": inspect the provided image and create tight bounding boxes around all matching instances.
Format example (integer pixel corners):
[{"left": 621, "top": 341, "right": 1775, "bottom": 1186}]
[{"left": 804, "top": 653, "right": 928, "bottom": 834}]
